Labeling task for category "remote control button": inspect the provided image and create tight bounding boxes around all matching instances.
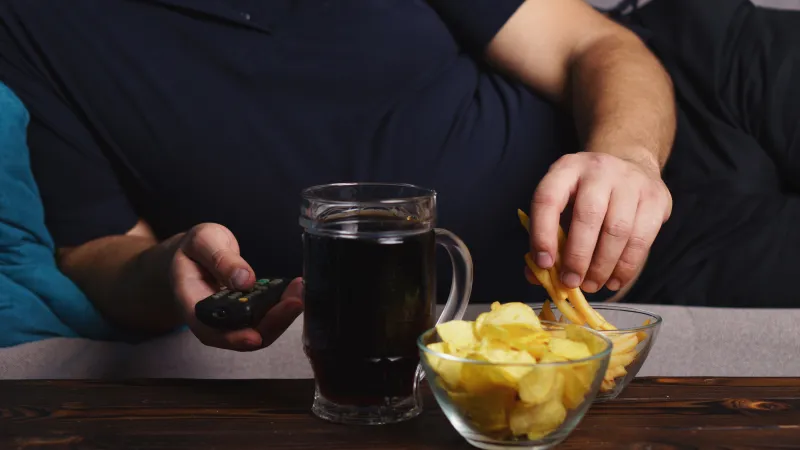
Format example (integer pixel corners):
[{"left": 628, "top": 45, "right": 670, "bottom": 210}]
[{"left": 238, "top": 297, "right": 249, "bottom": 303}]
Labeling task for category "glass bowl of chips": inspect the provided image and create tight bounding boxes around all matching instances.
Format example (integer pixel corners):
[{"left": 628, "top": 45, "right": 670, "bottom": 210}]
[
  {"left": 532, "top": 303, "right": 662, "bottom": 401},
  {"left": 418, "top": 302, "right": 612, "bottom": 450}
]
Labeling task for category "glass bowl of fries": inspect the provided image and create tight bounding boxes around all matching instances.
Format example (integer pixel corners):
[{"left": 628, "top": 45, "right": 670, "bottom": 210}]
[
  {"left": 418, "top": 304, "right": 612, "bottom": 450},
  {"left": 533, "top": 303, "right": 662, "bottom": 401}
]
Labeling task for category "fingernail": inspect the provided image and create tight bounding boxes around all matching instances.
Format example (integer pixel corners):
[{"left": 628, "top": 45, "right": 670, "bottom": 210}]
[
  {"left": 230, "top": 269, "right": 250, "bottom": 290},
  {"left": 607, "top": 278, "right": 621, "bottom": 291},
  {"left": 561, "top": 272, "right": 581, "bottom": 288},
  {"left": 582, "top": 280, "right": 599, "bottom": 293},
  {"left": 535, "top": 252, "right": 553, "bottom": 268}
]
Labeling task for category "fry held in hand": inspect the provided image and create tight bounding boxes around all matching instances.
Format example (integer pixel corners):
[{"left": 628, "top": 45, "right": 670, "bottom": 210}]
[{"left": 518, "top": 209, "right": 648, "bottom": 392}]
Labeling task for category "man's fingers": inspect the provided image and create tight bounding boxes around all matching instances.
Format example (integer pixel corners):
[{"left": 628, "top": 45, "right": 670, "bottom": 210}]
[
  {"left": 582, "top": 187, "right": 637, "bottom": 292},
  {"left": 181, "top": 223, "right": 255, "bottom": 291},
  {"left": 192, "top": 324, "right": 264, "bottom": 352},
  {"left": 171, "top": 247, "right": 264, "bottom": 351},
  {"left": 256, "top": 277, "right": 305, "bottom": 347},
  {"left": 530, "top": 160, "right": 579, "bottom": 269},
  {"left": 608, "top": 200, "right": 663, "bottom": 290},
  {"left": 560, "top": 178, "right": 611, "bottom": 289},
  {"left": 171, "top": 248, "right": 218, "bottom": 310}
]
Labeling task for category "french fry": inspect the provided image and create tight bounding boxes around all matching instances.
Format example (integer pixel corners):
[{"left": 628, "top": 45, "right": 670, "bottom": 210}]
[
  {"left": 605, "top": 364, "right": 628, "bottom": 380},
  {"left": 567, "top": 289, "right": 616, "bottom": 331},
  {"left": 636, "top": 319, "right": 651, "bottom": 342},
  {"left": 517, "top": 209, "right": 531, "bottom": 234},
  {"left": 609, "top": 350, "right": 637, "bottom": 368},
  {"left": 610, "top": 334, "right": 638, "bottom": 355},
  {"left": 600, "top": 379, "right": 616, "bottom": 392},
  {"left": 519, "top": 210, "right": 609, "bottom": 329},
  {"left": 524, "top": 253, "right": 585, "bottom": 325},
  {"left": 517, "top": 209, "right": 646, "bottom": 393},
  {"left": 539, "top": 300, "right": 558, "bottom": 322}
]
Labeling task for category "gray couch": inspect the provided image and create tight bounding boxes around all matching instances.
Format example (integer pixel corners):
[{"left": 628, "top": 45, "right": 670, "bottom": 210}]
[{"left": 2, "top": 304, "right": 799, "bottom": 379}]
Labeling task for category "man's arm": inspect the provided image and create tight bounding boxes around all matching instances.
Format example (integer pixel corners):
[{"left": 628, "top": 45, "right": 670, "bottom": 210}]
[
  {"left": 56, "top": 220, "right": 304, "bottom": 350},
  {"left": 484, "top": 0, "right": 675, "bottom": 293},
  {"left": 486, "top": 0, "right": 675, "bottom": 173},
  {"left": 56, "top": 220, "right": 184, "bottom": 336}
]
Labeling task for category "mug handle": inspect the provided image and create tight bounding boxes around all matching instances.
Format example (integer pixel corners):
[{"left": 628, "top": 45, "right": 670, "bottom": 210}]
[
  {"left": 433, "top": 228, "right": 473, "bottom": 324},
  {"left": 414, "top": 228, "right": 473, "bottom": 387}
]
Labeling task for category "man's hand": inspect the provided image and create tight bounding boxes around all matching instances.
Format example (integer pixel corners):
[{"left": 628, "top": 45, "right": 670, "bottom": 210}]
[
  {"left": 170, "top": 223, "right": 304, "bottom": 351},
  {"left": 530, "top": 152, "right": 672, "bottom": 293}
]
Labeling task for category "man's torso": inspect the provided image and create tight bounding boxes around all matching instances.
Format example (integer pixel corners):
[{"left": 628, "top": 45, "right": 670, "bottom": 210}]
[{"left": 0, "top": 0, "right": 574, "bottom": 301}]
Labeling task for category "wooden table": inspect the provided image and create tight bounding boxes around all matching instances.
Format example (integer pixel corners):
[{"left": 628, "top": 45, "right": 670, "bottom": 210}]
[{"left": 1, "top": 377, "right": 798, "bottom": 449}]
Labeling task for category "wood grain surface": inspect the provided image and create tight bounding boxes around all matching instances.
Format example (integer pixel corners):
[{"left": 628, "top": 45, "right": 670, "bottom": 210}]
[{"left": 1, "top": 377, "right": 798, "bottom": 449}]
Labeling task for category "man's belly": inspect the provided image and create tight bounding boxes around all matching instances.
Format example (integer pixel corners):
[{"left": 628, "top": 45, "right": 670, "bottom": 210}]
[{"left": 225, "top": 70, "right": 574, "bottom": 304}]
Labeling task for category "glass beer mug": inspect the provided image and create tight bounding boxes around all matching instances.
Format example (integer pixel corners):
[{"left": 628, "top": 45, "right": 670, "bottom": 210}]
[{"left": 299, "top": 183, "right": 473, "bottom": 425}]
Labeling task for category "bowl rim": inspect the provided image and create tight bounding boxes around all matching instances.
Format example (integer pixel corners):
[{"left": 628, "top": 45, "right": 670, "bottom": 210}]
[
  {"left": 530, "top": 302, "right": 663, "bottom": 334},
  {"left": 417, "top": 320, "right": 613, "bottom": 367}
]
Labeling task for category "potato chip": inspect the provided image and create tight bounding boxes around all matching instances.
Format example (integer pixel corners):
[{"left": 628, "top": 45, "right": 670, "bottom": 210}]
[
  {"left": 476, "top": 345, "right": 536, "bottom": 386},
  {"left": 436, "top": 320, "right": 479, "bottom": 351},
  {"left": 565, "top": 325, "right": 606, "bottom": 356},
  {"left": 509, "top": 395, "right": 567, "bottom": 437},
  {"left": 450, "top": 387, "right": 517, "bottom": 433},
  {"left": 460, "top": 353, "right": 517, "bottom": 392},
  {"left": 480, "top": 302, "right": 542, "bottom": 332},
  {"left": 512, "top": 337, "right": 549, "bottom": 360},
  {"left": 475, "top": 312, "right": 488, "bottom": 333},
  {"left": 518, "top": 366, "right": 559, "bottom": 405},
  {"left": 537, "top": 352, "right": 566, "bottom": 363},
  {"left": 425, "top": 343, "right": 464, "bottom": 390},
  {"left": 548, "top": 338, "right": 592, "bottom": 361}
]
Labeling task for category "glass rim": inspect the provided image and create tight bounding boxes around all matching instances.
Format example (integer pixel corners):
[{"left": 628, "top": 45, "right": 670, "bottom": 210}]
[
  {"left": 417, "top": 320, "right": 613, "bottom": 367},
  {"left": 531, "top": 303, "right": 663, "bottom": 333},
  {"left": 301, "top": 182, "right": 436, "bottom": 206}
]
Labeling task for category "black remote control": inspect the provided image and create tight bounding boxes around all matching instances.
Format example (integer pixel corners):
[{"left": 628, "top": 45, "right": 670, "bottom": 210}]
[{"left": 194, "top": 278, "right": 291, "bottom": 330}]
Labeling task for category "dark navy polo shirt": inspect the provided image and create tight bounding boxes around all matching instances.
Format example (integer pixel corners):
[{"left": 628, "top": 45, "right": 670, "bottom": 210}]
[{"left": 0, "top": 0, "right": 576, "bottom": 303}]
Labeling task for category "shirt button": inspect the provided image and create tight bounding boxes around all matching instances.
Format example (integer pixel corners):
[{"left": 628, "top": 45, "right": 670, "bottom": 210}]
[{"left": 240, "top": 12, "right": 251, "bottom": 21}]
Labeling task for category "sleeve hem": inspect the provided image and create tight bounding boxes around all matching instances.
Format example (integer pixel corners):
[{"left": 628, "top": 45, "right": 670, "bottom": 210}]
[{"left": 428, "top": 0, "right": 525, "bottom": 52}]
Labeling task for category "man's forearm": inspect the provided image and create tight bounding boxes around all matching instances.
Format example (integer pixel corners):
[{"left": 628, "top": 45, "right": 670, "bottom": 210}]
[
  {"left": 570, "top": 31, "right": 676, "bottom": 174},
  {"left": 58, "top": 233, "right": 185, "bottom": 337}
]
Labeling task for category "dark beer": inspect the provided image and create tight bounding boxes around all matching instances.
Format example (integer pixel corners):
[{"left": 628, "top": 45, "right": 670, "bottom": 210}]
[{"left": 302, "top": 215, "right": 435, "bottom": 406}]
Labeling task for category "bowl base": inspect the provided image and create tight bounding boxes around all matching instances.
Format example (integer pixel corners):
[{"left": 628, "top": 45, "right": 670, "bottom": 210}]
[{"left": 464, "top": 437, "right": 565, "bottom": 450}]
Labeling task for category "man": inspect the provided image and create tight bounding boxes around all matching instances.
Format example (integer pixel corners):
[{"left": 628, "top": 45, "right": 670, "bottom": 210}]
[{"left": 0, "top": 0, "right": 793, "bottom": 351}]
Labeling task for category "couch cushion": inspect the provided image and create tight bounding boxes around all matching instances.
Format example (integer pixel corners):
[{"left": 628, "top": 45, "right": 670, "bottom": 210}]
[
  {"left": 2, "top": 304, "right": 798, "bottom": 379},
  {"left": 0, "top": 82, "right": 122, "bottom": 347}
]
